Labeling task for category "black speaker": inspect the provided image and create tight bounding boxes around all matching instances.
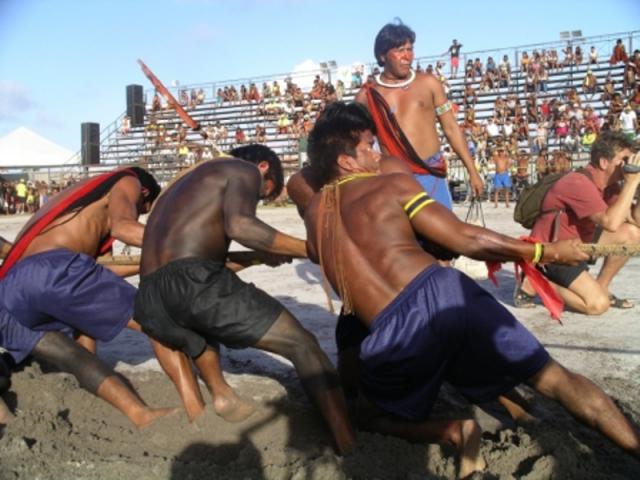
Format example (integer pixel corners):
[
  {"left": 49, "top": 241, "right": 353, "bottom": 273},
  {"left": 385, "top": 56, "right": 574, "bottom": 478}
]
[
  {"left": 126, "top": 84, "right": 145, "bottom": 126},
  {"left": 81, "top": 122, "right": 100, "bottom": 165}
]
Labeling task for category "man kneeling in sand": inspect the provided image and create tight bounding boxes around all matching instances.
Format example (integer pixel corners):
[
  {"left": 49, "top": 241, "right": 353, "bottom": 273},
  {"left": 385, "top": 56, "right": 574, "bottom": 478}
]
[
  {"left": 134, "top": 144, "right": 355, "bottom": 453},
  {"left": 0, "top": 167, "right": 176, "bottom": 428},
  {"left": 303, "top": 102, "right": 640, "bottom": 475}
]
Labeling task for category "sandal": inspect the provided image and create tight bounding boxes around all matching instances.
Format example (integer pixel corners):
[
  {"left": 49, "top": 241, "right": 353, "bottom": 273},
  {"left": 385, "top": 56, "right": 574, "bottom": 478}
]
[
  {"left": 609, "top": 294, "right": 634, "bottom": 309},
  {"left": 513, "top": 284, "right": 536, "bottom": 308}
]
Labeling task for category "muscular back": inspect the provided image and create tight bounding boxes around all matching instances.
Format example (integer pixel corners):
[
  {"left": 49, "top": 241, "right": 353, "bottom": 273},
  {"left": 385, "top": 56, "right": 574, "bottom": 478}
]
[
  {"left": 140, "top": 159, "right": 265, "bottom": 275},
  {"left": 305, "top": 174, "right": 437, "bottom": 324},
  {"left": 355, "top": 74, "right": 444, "bottom": 159}
]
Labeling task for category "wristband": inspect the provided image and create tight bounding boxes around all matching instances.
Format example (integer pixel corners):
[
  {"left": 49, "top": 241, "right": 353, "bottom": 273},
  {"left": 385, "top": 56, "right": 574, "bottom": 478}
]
[{"left": 531, "top": 242, "right": 544, "bottom": 264}]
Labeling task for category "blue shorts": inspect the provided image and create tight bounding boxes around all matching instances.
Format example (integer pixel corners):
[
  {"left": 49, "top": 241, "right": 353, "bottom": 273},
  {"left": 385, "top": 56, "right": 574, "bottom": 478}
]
[
  {"left": 359, "top": 265, "right": 550, "bottom": 420},
  {"left": 415, "top": 175, "right": 453, "bottom": 210},
  {"left": 493, "top": 171, "right": 512, "bottom": 189},
  {"left": 0, "top": 249, "right": 135, "bottom": 363}
]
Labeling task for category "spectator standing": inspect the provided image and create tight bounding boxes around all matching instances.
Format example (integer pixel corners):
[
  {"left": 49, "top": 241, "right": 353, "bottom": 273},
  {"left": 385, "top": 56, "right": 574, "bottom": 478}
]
[
  {"left": 15, "top": 179, "right": 27, "bottom": 215},
  {"left": 620, "top": 104, "right": 638, "bottom": 141},
  {"left": 445, "top": 39, "right": 463, "bottom": 78}
]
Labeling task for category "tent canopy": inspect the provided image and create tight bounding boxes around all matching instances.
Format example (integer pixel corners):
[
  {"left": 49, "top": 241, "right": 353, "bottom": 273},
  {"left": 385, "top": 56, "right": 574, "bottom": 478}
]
[{"left": 0, "top": 127, "right": 78, "bottom": 167}]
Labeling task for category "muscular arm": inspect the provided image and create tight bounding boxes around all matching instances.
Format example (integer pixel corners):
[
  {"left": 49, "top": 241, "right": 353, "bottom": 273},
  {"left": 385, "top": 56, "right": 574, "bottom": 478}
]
[
  {"left": 394, "top": 174, "right": 587, "bottom": 264},
  {"left": 591, "top": 171, "right": 640, "bottom": 231},
  {"left": 108, "top": 176, "right": 146, "bottom": 247},
  {"left": 223, "top": 167, "right": 307, "bottom": 257},
  {"left": 429, "top": 76, "right": 484, "bottom": 196}
]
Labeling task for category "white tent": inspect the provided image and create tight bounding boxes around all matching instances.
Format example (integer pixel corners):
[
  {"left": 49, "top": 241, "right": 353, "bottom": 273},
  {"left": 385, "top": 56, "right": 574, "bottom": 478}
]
[{"left": 0, "top": 127, "right": 79, "bottom": 167}]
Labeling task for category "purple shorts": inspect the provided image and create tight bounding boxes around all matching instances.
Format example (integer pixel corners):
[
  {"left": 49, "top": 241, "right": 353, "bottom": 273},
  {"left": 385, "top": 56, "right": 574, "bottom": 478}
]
[
  {"left": 360, "top": 265, "right": 550, "bottom": 420},
  {"left": 0, "top": 249, "right": 134, "bottom": 363}
]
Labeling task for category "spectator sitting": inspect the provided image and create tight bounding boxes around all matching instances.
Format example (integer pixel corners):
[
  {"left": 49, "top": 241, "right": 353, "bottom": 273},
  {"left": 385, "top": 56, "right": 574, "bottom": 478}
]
[
  {"left": 630, "top": 84, "right": 640, "bottom": 113},
  {"left": 254, "top": 125, "right": 267, "bottom": 144},
  {"left": 272, "top": 80, "right": 282, "bottom": 97},
  {"left": 247, "top": 83, "right": 261, "bottom": 102},
  {"left": 351, "top": 68, "right": 363, "bottom": 88},
  {"left": 486, "top": 56, "right": 497, "bottom": 75},
  {"left": 120, "top": 115, "right": 131, "bottom": 136},
  {"left": 196, "top": 88, "right": 205, "bottom": 105},
  {"left": 151, "top": 92, "right": 162, "bottom": 112},
  {"left": 521, "top": 51, "right": 530, "bottom": 70},
  {"left": 234, "top": 126, "right": 246, "bottom": 145},
  {"left": 499, "top": 54, "right": 511, "bottom": 87},
  {"left": 582, "top": 69, "right": 598, "bottom": 99},
  {"left": 574, "top": 46, "right": 583, "bottom": 65},
  {"left": 335, "top": 80, "right": 345, "bottom": 101},
  {"left": 601, "top": 75, "right": 616, "bottom": 105},
  {"left": 582, "top": 127, "right": 597, "bottom": 150},
  {"left": 589, "top": 46, "right": 599, "bottom": 64},
  {"left": 262, "top": 81, "right": 272, "bottom": 99},
  {"left": 610, "top": 38, "right": 628, "bottom": 65},
  {"left": 277, "top": 113, "right": 290, "bottom": 134}
]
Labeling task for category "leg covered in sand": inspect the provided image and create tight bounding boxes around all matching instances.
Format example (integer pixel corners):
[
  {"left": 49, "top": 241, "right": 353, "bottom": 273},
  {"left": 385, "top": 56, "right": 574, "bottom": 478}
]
[
  {"left": 253, "top": 310, "right": 356, "bottom": 454},
  {"left": 528, "top": 358, "right": 640, "bottom": 458},
  {"left": 32, "top": 331, "right": 177, "bottom": 429},
  {"left": 357, "top": 394, "right": 485, "bottom": 478}
]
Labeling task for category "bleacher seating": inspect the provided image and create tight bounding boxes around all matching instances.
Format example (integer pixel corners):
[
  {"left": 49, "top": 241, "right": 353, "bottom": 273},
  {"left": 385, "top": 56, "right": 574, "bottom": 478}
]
[{"left": 83, "top": 33, "right": 637, "bottom": 186}]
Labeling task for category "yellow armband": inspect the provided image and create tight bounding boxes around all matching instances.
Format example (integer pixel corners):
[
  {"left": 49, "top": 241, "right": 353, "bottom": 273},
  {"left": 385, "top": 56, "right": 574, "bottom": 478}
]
[{"left": 404, "top": 192, "right": 434, "bottom": 219}]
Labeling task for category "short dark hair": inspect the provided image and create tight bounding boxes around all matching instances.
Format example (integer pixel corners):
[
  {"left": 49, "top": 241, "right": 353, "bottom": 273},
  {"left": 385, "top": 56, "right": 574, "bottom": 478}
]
[
  {"left": 129, "top": 166, "right": 161, "bottom": 204},
  {"left": 374, "top": 19, "right": 415, "bottom": 67},
  {"left": 590, "top": 130, "right": 634, "bottom": 166},
  {"left": 307, "top": 102, "right": 376, "bottom": 186},
  {"left": 229, "top": 144, "right": 284, "bottom": 201}
]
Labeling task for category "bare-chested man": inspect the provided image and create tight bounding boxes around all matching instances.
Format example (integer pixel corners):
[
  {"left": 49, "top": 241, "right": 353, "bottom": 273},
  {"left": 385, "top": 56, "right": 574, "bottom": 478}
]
[
  {"left": 0, "top": 167, "right": 176, "bottom": 428},
  {"left": 355, "top": 20, "right": 484, "bottom": 210},
  {"left": 303, "top": 102, "right": 640, "bottom": 475},
  {"left": 134, "top": 144, "right": 355, "bottom": 454},
  {"left": 491, "top": 147, "right": 512, "bottom": 208}
]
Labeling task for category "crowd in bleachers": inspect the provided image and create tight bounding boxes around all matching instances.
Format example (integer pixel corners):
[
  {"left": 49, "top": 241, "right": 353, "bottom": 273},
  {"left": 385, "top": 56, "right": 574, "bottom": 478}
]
[
  {"left": 102, "top": 36, "right": 640, "bottom": 197},
  {"left": 435, "top": 41, "right": 640, "bottom": 200}
]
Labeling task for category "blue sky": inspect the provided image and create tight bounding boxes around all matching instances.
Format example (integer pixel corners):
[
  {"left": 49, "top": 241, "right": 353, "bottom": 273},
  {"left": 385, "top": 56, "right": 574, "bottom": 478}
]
[{"left": 1, "top": 0, "right": 638, "bottom": 154}]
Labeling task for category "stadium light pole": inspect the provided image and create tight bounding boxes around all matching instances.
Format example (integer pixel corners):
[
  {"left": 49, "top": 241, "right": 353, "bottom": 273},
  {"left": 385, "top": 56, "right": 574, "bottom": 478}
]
[{"left": 320, "top": 60, "right": 337, "bottom": 85}]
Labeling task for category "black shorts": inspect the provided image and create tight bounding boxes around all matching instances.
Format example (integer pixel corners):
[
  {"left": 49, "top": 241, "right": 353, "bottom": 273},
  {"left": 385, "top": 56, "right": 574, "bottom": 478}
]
[
  {"left": 135, "top": 257, "right": 283, "bottom": 357},
  {"left": 538, "top": 262, "right": 589, "bottom": 288}
]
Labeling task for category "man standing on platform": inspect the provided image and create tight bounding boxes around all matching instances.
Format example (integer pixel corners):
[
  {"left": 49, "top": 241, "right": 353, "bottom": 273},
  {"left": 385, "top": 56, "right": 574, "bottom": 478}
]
[{"left": 355, "top": 21, "right": 483, "bottom": 210}]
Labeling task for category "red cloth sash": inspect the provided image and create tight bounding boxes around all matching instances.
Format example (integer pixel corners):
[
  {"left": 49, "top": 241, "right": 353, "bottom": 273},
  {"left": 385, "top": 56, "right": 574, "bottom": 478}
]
[
  {"left": 0, "top": 168, "right": 137, "bottom": 279},
  {"left": 486, "top": 236, "right": 564, "bottom": 322},
  {"left": 364, "top": 85, "right": 446, "bottom": 177}
]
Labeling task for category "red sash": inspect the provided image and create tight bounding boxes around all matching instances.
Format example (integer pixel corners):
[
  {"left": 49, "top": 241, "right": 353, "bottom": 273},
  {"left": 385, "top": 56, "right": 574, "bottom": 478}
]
[
  {"left": 486, "top": 236, "right": 565, "bottom": 322},
  {"left": 0, "top": 168, "right": 137, "bottom": 279},
  {"left": 364, "top": 85, "right": 446, "bottom": 177}
]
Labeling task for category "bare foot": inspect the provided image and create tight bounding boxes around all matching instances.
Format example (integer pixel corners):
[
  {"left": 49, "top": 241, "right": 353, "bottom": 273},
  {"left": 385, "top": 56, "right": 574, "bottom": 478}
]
[
  {"left": 0, "top": 397, "right": 13, "bottom": 424},
  {"left": 134, "top": 406, "right": 180, "bottom": 429},
  {"left": 213, "top": 393, "right": 256, "bottom": 423},
  {"left": 457, "top": 420, "right": 486, "bottom": 479}
]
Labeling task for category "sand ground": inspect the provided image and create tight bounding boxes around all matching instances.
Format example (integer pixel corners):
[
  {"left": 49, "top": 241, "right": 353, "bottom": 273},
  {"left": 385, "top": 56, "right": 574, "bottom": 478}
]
[{"left": 0, "top": 204, "right": 639, "bottom": 479}]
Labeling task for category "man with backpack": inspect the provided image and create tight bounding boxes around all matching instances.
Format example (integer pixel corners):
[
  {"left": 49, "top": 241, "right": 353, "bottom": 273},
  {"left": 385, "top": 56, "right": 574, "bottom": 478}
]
[{"left": 515, "top": 131, "right": 640, "bottom": 314}]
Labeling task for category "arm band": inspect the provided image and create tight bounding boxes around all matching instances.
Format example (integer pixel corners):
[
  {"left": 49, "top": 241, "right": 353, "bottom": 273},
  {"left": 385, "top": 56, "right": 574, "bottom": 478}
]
[
  {"left": 435, "top": 101, "right": 452, "bottom": 116},
  {"left": 532, "top": 242, "right": 544, "bottom": 264},
  {"left": 404, "top": 192, "right": 435, "bottom": 219}
]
